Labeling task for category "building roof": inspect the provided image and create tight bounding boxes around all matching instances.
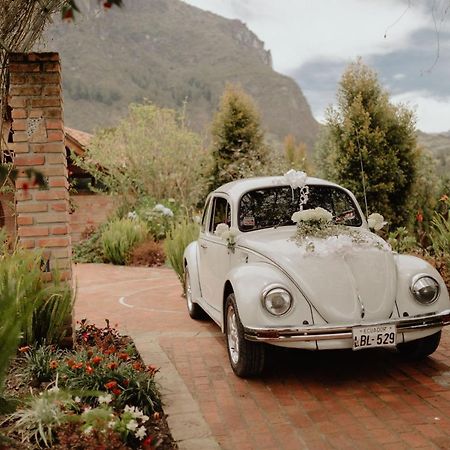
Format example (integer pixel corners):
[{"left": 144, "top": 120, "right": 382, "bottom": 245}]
[{"left": 65, "top": 127, "right": 93, "bottom": 156}]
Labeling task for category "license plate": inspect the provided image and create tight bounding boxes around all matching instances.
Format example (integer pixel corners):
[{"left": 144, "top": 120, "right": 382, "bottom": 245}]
[{"left": 352, "top": 324, "right": 396, "bottom": 350}]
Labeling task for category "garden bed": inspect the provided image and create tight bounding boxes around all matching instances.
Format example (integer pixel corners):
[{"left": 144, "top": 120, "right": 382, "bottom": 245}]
[{"left": 0, "top": 320, "right": 177, "bottom": 450}]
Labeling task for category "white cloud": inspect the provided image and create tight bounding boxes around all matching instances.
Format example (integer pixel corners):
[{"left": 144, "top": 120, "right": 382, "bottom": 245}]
[
  {"left": 183, "top": 0, "right": 429, "bottom": 71},
  {"left": 392, "top": 91, "right": 450, "bottom": 132}
]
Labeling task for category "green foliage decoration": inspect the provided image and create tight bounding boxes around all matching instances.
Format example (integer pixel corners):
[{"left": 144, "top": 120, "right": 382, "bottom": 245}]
[
  {"left": 209, "top": 84, "right": 269, "bottom": 190},
  {"left": 316, "top": 60, "right": 419, "bottom": 228}
]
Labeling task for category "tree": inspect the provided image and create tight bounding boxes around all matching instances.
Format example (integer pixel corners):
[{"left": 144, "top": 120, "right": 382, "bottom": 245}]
[
  {"left": 74, "top": 103, "right": 210, "bottom": 208},
  {"left": 209, "top": 84, "right": 268, "bottom": 190},
  {"left": 316, "top": 60, "right": 419, "bottom": 228},
  {"left": 283, "top": 134, "right": 312, "bottom": 174}
]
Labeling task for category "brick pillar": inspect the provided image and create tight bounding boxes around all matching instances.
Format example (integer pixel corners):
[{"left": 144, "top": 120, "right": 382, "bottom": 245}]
[{"left": 8, "top": 53, "right": 72, "bottom": 282}]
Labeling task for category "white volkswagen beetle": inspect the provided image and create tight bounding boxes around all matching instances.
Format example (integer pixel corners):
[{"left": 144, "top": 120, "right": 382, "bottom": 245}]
[{"left": 183, "top": 174, "right": 450, "bottom": 377}]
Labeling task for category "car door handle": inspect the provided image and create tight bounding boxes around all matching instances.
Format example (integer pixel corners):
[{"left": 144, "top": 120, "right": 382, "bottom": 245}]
[{"left": 200, "top": 243, "right": 208, "bottom": 249}]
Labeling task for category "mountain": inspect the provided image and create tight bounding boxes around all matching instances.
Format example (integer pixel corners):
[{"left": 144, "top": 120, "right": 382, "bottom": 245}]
[
  {"left": 41, "top": 0, "right": 319, "bottom": 148},
  {"left": 417, "top": 131, "right": 450, "bottom": 177}
]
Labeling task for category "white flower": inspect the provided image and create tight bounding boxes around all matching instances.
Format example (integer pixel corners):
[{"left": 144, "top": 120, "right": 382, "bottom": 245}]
[
  {"left": 214, "top": 223, "right": 229, "bottom": 237},
  {"left": 108, "top": 420, "right": 116, "bottom": 429},
  {"left": 127, "top": 211, "right": 138, "bottom": 220},
  {"left": 153, "top": 204, "right": 165, "bottom": 212},
  {"left": 284, "top": 169, "right": 308, "bottom": 189},
  {"left": 135, "top": 426, "right": 147, "bottom": 440},
  {"left": 98, "top": 394, "right": 112, "bottom": 404},
  {"left": 74, "top": 396, "right": 81, "bottom": 403},
  {"left": 368, "top": 213, "right": 387, "bottom": 231},
  {"left": 126, "top": 419, "right": 138, "bottom": 432},
  {"left": 83, "top": 426, "right": 93, "bottom": 435},
  {"left": 292, "top": 207, "right": 332, "bottom": 223},
  {"left": 162, "top": 207, "right": 174, "bottom": 217}
]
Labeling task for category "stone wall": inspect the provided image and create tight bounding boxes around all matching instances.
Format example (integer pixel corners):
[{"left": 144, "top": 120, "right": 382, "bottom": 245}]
[{"left": 9, "top": 52, "right": 71, "bottom": 281}]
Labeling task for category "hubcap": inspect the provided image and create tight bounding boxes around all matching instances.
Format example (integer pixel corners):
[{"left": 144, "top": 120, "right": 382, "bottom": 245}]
[
  {"left": 227, "top": 305, "right": 239, "bottom": 365},
  {"left": 185, "top": 271, "right": 193, "bottom": 312}
]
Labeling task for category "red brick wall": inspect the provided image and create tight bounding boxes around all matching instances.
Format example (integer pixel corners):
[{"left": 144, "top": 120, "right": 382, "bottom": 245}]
[
  {"left": 70, "top": 194, "right": 119, "bottom": 243},
  {"left": 9, "top": 52, "right": 71, "bottom": 281}
]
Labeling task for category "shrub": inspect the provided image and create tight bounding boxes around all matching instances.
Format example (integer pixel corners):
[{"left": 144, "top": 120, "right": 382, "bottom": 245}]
[
  {"left": 164, "top": 217, "right": 200, "bottom": 286},
  {"left": 429, "top": 196, "right": 450, "bottom": 267},
  {"left": 73, "top": 103, "right": 211, "bottom": 208},
  {"left": 129, "top": 240, "right": 165, "bottom": 267},
  {"left": 101, "top": 218, "right": 148, "bottom": 265},
  {"left": 388, "top": 227, "right": 417, "bottom": 254},
  {"left": 72, "top": 226, "right": 104, "bottom": 264},
  {"left": 21, "top": 345, "right": 64, "bottom": 384},
  {"left": 0, "top": 245, "right": 73, "bottom": 347}
]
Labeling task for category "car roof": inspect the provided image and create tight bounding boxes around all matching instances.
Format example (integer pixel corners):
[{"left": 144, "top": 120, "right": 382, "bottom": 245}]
[{"left": 213, "top": 176, "right": 341, "bottom": 198}]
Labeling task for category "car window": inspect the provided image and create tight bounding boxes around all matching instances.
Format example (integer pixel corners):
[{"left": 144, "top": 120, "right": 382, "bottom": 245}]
[
  {"left": 201, "top": 197, "right": 211, "bottom": 233},
  {"left": 209, "top": 197, "right": 231, "bottom": 234},
  {"left": 238, "top": 185, "right": 362, "bottom": 231}
]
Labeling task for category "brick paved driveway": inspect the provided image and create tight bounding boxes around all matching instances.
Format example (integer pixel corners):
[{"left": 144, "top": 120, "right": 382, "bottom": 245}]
[{"left": 74, "top": 264, "right": 450, "bottom": 450}]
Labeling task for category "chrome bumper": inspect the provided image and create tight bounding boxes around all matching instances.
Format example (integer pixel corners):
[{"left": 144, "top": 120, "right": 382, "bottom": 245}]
[{"left": 244, "top": 310, "right": 450, "bottom": 342}]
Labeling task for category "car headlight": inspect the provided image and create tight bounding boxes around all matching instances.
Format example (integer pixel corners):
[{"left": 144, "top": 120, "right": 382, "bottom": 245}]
[
  {"left": 261, "top": 286, "right": 293, "bottom": 316},
  {"left": 411, "top": 275, "right": 440, "bottom": 305}
]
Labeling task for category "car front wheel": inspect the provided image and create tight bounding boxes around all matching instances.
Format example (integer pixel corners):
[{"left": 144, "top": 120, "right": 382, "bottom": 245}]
[
  {"left": 225, "top": 293, "right": 265, "bottom": 377},
  {"left": 184, "top": 267, "right": 205, "bottom": 320},
  {"left": 397, "top": 331, "right": 441, "bottom": 359}
]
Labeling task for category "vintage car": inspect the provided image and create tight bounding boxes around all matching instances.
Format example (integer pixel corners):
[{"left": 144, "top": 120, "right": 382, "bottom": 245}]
[{"left": 183, "top": 173, "right": 450, "bottom": 377}]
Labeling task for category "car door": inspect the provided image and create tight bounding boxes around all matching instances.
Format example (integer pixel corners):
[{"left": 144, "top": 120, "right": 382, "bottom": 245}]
[{"left": 198, "top": 195, "right": 232, "bottom": 323}]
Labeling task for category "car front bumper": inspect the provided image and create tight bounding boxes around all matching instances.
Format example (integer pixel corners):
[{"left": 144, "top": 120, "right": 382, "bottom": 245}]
[{"left": 244, "top": 309, "right": 450, "bottom": 342}]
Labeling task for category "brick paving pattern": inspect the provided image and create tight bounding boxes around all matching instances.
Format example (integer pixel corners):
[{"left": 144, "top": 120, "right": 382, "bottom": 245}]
[{"left": 75, "top": 264, "right": 450, "bottom": 449}]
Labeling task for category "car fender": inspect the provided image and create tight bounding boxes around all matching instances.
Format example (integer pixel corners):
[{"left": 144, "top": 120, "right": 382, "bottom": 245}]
[
  {"left": 395, "top": 254, "right": 450, "bottom": 317},
  {"left": 224, "top": 261, "right": 314, "bottom": 332},
  {"left": 183, "top": 241, "right": 202, "bottom": 302}
]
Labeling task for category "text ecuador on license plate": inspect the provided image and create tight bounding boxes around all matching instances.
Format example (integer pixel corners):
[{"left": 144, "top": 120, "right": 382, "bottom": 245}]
[{"left": 352, "top": 324, "right": 396, "bottom": 350}]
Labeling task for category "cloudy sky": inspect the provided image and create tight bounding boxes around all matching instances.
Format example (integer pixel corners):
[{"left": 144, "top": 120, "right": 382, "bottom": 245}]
[{"left": 183, "top": 0, "right": 450, "bottom": 133}]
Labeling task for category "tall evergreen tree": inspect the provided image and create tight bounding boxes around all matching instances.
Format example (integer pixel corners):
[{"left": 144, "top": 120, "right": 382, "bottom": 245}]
[
  {"left": 209, "top": 84, "right": 268, "bottom": 190},
  {"left": 316, "top": 60, "right": 419, "bottom": 228}
]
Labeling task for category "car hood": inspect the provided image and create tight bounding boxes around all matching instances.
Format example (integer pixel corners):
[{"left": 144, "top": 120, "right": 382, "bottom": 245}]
[{"left": 237, "top": 227, "right": 396, "bottom": 324}]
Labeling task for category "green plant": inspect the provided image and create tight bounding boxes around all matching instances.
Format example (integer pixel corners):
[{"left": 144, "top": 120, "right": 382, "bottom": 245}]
[
  {"left": 21, "top": 345, "right": 64, "bottom": 384},
  {"left": 429, "top": 197, "right": 450, "bottom": 266},
  {"left": 73, "top": 226, "right": 104, "bottom": 263},
  {"left": 101, "top": 218, "right": 148, "bottom": 265},
  {"left": 388, "top": 227, "right": 418, "bottom": 254},
  {"left": 6, "top": 385, "right": 76, "bottom": 448},
  {"left": 164, "top": 217, "right": 200, "bottom": 286}
]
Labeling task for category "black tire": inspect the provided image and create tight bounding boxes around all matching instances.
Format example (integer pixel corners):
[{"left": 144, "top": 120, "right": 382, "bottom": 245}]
[
  {"left": 225, "top": 293, "right": 265, "bottom": 377},
  {"left": 397, "top": 331, "right": 441, "bottom": 359},
  {"left": 184, "top": 267, "right": 206, "bottom": 320}
]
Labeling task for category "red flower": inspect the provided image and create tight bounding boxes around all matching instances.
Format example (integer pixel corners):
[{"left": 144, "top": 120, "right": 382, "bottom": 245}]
[
  {"left": 103, "top": 1, "right": 112, "bottom": 8},
  {"left": 107, "top": 362, "right": 118, "bottom": 370},
  {"left": 82, "top": 333, "right": 89, "bottom": 342},
  {"left": 416, "top": 212, "right": 423, "bottom": 223},
  {"left": 112, "top": 388, "right": 121, "bottom": 396},
  {"left": 132, "top": 362, "right": 142, "bottom": 371},
  {"left": 147, "top": 365, "right": 158, "bottom": 375},
  {"left": 49, "top": 360, "right": 58, "bottom": 369},
  {"left": 122, "top": 379, "right": 129, "bottom": 386},
  {"left": 72, "top": 362, "right": 83, "bottom": 370},
  {"left": 19, "top": 346, "right": 30, "bottom": 353},
  {"left": 63, "top": 9, "right": 74, "bottom": 20},
  {"left": 91, "top": 356, "right": 102, "bottom": 365},
  {"left": 118, "top": 353, "right": 129, "bottom": 361},
  {"left": 104, "top": 380, "right": 117, "bottom": 390},
  {"left": 85, "top": 365, "right": 94, "bottom": 374}
]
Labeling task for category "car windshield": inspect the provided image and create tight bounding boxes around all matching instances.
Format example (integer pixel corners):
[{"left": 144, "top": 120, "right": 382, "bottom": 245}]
[{"left": 238, "top": 185, "right": 362, "bottom": 232}]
